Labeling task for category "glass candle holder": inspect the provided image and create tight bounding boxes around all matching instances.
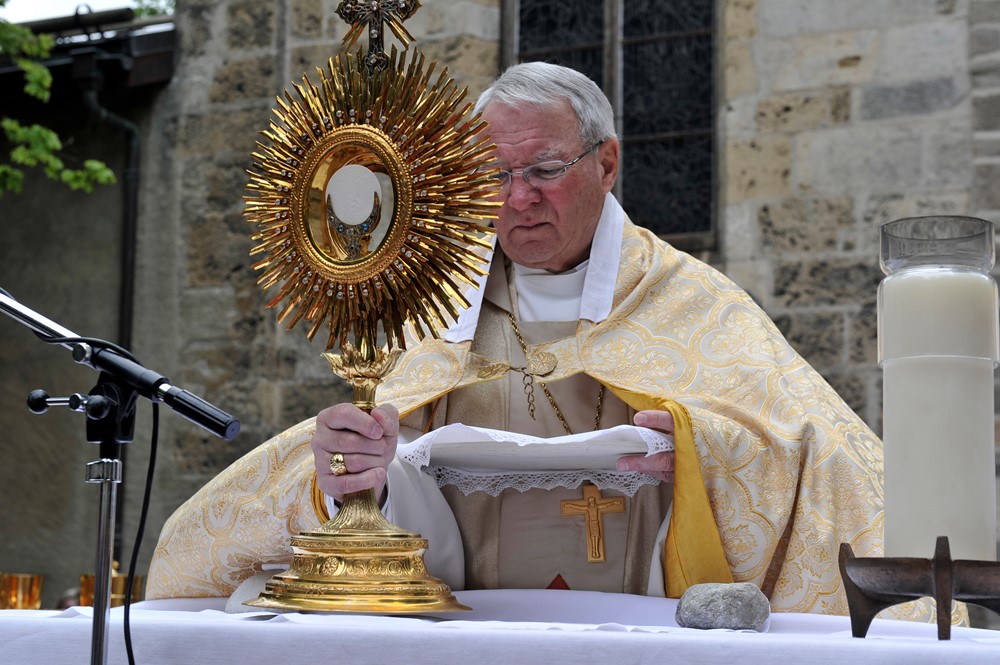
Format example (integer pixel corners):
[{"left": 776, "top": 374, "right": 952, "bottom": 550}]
[
  {"left": 878, "top": 215, "right": 999, "bottom": 560},
  {"left": 0, "top": 573, "right": 43, "bottom": 609},
  {"left": 79, "top": 569, "right": 143, "bottom": 608}
]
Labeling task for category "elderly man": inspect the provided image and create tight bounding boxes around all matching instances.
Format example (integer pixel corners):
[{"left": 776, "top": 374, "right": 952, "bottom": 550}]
[{"left": 148, "top": 63, "right": 883, "bottom": 613}]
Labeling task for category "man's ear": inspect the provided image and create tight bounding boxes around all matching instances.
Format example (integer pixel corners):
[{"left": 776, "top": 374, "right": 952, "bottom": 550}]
[{"left": 599, "top": 139, "right": 620, "bottom": 193}]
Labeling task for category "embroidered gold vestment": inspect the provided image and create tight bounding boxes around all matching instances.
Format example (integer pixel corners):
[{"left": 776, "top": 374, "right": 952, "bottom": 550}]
[{"left": 148, "top": 217, "right": 884, "bottom": 615}]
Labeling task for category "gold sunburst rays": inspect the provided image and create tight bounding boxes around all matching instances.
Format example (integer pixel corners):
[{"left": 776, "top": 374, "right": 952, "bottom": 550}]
[{"left": 244, "top": 47, "right": 498, "bottom": 352}]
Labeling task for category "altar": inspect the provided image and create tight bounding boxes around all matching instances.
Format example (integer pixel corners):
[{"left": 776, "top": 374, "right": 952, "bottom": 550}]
[{"left": 3, "top": 590, "right": 999, "bottom": 665}]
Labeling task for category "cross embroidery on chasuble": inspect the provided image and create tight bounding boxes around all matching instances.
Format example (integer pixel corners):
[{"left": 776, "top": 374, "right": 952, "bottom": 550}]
[{"left": 560, "top": 483, "right": 625, "bottom": 563}]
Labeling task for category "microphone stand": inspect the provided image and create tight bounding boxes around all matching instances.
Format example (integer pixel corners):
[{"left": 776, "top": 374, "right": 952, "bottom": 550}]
[{"left": 0, "top": 290, "right": 240, "bottom": 665}]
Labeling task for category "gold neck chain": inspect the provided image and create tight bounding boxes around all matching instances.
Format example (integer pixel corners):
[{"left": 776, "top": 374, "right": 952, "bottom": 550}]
[{"left": 506, "top": 311, "right": 604, "bottom": 435}]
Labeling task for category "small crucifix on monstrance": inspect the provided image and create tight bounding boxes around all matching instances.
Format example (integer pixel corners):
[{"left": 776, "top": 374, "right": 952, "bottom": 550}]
[{"left": 337, "top": 0, "right": 421, "bottom": 72}]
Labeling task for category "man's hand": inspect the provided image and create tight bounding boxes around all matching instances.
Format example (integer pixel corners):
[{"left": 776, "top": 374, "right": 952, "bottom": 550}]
[
  {"left": 311, "top": 403, "right": 399, "bottom": 503},
  {"left": 616, "top": 409, "right": 676, "bottom": 482}
]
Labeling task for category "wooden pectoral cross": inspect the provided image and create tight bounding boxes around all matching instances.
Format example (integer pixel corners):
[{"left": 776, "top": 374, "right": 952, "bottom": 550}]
[{"left": 560, "top": 484, "right": 625, "bottom": 563}]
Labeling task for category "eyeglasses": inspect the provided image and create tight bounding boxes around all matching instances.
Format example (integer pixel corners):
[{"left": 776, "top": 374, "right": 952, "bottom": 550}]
[{"left": 491, "top": 140, "right": 604, "bottom": 189}]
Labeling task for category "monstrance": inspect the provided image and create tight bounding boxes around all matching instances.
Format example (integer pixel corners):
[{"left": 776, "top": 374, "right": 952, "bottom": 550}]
[{"left": 241, "top": 1, "right": 498, "bottom": 613}]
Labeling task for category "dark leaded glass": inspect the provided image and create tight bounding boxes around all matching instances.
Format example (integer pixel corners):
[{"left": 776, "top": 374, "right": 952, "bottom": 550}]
[
  {"left": 622, "top": 135, "right": 713, "bottom": 237},
  {"left": 623, "top": 0, "right": 713, "bottom": 36},
  {"left": 519, "top": 0, "right": 603, "bottom": 52},
  {"left": 623, "top": 34, "right": 713, "bottom": 135}
]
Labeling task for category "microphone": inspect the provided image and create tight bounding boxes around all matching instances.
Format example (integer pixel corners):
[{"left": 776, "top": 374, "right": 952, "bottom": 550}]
[
  {"left": 159, "top": 385, "right": 240, "bottom": 440},
  {"left": 78, "top": 344, "right": 240, "bottom": 440},
  {"left": 0, "top": 289, "right": 240, "bottom": 440}
]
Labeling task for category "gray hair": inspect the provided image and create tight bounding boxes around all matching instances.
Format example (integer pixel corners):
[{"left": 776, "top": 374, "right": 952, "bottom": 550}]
[{"left": 474, "top": 62, "right": 617, "bottom": 145}]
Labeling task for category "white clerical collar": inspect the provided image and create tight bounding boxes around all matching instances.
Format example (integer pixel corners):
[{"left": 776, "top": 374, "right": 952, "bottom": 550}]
[
  {"left": 511, "top": 260, "right": 588, "bottom": 322},
  {"left": 580, "top": 192, "right": 624, "bottom": 322},
  {"left": 443, "top": 192, "right": 624, "bottom": 342}
]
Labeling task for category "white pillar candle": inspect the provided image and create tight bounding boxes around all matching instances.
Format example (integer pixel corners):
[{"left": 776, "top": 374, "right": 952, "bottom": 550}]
[
  {"left": 878, "top": 217, "right": 999, "bottom": 561},
  {"left": 881, "top": 271, "right": 998, "bottom": 560}
]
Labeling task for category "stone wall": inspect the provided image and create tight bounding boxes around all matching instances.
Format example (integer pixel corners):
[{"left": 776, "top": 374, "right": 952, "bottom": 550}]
[{"left": 1, "top": 0, "right": 998, "bottom": 609}]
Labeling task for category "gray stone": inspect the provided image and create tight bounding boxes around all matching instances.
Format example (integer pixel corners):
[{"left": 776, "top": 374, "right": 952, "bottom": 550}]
[
  {"left": 291, "top": 0, "right": 323, "bottom": 39},
  {"left": 757, "top": 0, "right": 887, "bottom": 37},
  {"left": 821, "top": 371, "right": 869, "bottom": 418},
  {"left": 291, "top": 44, "right": 347, "bottom": 76},
  {"left": 974, "top": 136, "right": 1000, "bottom": 157},
  {"left": 878, "top": 22, "right": 967, "bottom": 82},
  {"left": 758, "top": 196, "right": 854, "bottom": 254},
  {"left": 970, "top": 0, "right": 1000, "bottom": 22},
  {"left": 179, "top": 286, "right": 236, "bottom": 342},
  {"left": 934, "top": 0, "right": 960, "bottom": 14},
  {"left": 209, "top": 56, "right": 277, "bottom": 104},
  {"left": 675, "top": 582, "right": 771, "bottom": 630},
  {"left": 227, "top": 0, "right": 275, "bottom": 50},
  {"left": 861, "top": 191, "right": 971, "bottom": 228},
  {"left": 178, "top": 0, "right": 217, "bottom": 58},
  {"left": 721, "top": 201, "right": 761, "bottom": 261},
  {"left": 279, "top": 377, "right": 352, "bottom": 427},
  {"left": 971, "top": 51, "right": 1000, "bottom": 76},
  {"left": 772, "top": 311, "right": 846, "bottom": 367},
  {"left": 758, "top": 31, "right": 879, "bottom": 91},
  {"left": 925, "top": 121, "right": 972, "bottom": 187},
  {"left": 724, "top": 0, "right": 757, "bottom": 42},
  {"left": 888, "top": 0, "right": 966, "bottom": 19},
  {"left": 849, "top": 301, "right": 880, "bottom": 365},
  {"left": 860, "top": 78, "right": 960, "bottom": 120},
  {"left": 973, "top": 69, "right": 1000, "bottom": 87},
  {"left": 187, "top": 212, "right": 255, "bottom": 288},
  {"left": 756, "top": 89, "right": 851, "bottom": 133},
  {"left": 177, "top": 108, "right": 266, "bottom": 157},
  {"left": 975, "top": 163, "right": 1000, "bottom": 209},
  {"left": 972, "top": 26, "right": 1000, "bottom": 56},
  {"left": 796, "top": 127, "right": 923, "bottom": 193},
  {"left": 774, "top": 259, "right": 882, "bottom": 308},
  {"left": 419, "top": 35, "right": 501, "bottom": 95},
  {"left": 974, "top": 92, "right": 1000, "bottom": 131},
  {"left": 725, "top": 137, "right": 793, "bottom": 202}
]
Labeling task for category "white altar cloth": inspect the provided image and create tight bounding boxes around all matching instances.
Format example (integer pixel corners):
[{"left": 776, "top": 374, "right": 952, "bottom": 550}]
[{"left": 3, "top": 590, "right": 1000, "bottom": 665}]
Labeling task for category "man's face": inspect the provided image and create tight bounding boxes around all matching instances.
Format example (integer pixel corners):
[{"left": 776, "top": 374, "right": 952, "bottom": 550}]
[{"left": 482, "top": 100, "right": 618, "bottom": 273}]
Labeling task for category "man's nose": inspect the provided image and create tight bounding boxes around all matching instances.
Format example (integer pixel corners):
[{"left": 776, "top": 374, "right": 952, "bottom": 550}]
[{"left": 504, "top": 176, "right": 540, "bottom": 210}]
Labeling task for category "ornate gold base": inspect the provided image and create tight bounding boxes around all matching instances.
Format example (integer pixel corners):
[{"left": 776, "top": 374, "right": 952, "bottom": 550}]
[{"left": 246, "top": 488, "right": 469, "bottom": 614}]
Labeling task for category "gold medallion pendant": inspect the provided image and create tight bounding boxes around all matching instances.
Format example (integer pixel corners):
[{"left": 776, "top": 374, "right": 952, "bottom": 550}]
[{"left": 526, "top": 351, "right": 557, "bottom": 377}]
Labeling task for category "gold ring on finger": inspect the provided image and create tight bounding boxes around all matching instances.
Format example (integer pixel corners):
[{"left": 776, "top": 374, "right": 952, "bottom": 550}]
[{"left": 329, "top": 452, "right": 348, "bottom": 476}]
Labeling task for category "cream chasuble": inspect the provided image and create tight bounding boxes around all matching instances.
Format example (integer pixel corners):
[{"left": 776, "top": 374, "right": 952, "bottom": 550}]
[{"left": 148, "top": 194, "right": 895, "bottom": 619}]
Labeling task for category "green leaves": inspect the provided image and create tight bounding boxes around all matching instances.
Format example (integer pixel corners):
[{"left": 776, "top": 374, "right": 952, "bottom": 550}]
[
  {"left": 1, "top": 119, "right": 117, "bottom": 195},
  {"left": 15, "top": 58, "right": 52, "bottom": 102},
  {"left": 0, "top": 15, "right": 116, "bottom": 195},
  {"left": 133, "top": 0, "right": 176, "bottom": 19},
  {"left": 0, "top": 21, "right": 54, "bottom": 102}
]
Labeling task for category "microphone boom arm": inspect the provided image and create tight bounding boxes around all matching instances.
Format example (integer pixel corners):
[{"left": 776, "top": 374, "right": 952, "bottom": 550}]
[{"left": 0, "top": 290, "right": 240, "bottom": 440}]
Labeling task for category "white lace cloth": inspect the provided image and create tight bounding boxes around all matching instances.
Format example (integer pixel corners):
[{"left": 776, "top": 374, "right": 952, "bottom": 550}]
[{"left": 397, "top": 424, "right": 674, "bottom": 497}]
